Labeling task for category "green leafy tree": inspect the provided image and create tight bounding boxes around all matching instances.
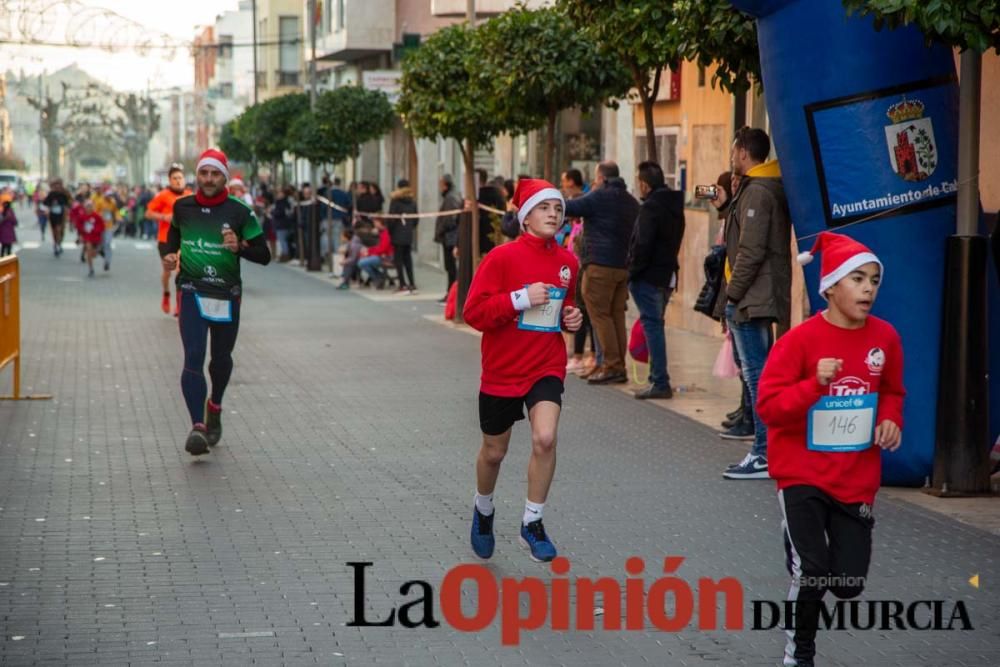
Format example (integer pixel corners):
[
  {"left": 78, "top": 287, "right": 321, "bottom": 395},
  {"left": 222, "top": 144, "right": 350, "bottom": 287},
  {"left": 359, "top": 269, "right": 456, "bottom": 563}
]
[
  {"left": 842, "top": 0, "right": 999, "bottom": 53},
  {"left": 669, "top": 0, "right": 760, "bottom": 95},
  {"left": 558, "top": 0, "right": 680, "bottom": 162},
  {"left": 478, "top": 5, "right": 632, "bottom": 180},
  {"left": 252, "top": 93, "right": 309, "bottom": 164},
  {"left": 398, "top": 23, "right": 508, "bottom": 282},
  {"left": 398, "top": 24, "right": 506, "bottom": 155},
  {"left": 219, "top": 118, "right": 253, "bottom": 164},
  {"left": 314, "top": 86, "right": 396, "bottom": 161},
  {"left": 286, "top": 87, "right": 394, "bottom": 172},
  {"left": 559, "top": 0, "right": 762, "bottom": 162}
]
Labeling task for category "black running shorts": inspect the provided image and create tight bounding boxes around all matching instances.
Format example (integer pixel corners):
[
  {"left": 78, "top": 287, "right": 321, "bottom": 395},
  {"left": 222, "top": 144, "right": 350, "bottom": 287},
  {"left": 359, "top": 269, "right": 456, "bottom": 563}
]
[
  {"left": 158, "top": 242, "right": 171, "bottom": 258},
  {"left": 478, "top": 376, "right": 563, "bottom": 436}
]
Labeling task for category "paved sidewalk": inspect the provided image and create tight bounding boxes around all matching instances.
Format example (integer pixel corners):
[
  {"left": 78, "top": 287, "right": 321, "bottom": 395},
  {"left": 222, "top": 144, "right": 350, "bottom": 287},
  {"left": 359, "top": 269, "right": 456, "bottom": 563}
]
[{"left": 1, "top": 223, "right": 998, "bottom": 666}]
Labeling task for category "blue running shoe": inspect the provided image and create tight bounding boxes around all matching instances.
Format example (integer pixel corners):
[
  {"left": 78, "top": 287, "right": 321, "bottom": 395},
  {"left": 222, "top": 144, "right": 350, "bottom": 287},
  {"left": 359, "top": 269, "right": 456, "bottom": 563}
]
[
  {"left": 722, "top": 453, "right": 769, "bottom": 479},
  {"left": 470, "top": 507, "right": 495, "bottom": 559},
  {"left": 519, "top": 519, "right": 557, "bottom": 562}
]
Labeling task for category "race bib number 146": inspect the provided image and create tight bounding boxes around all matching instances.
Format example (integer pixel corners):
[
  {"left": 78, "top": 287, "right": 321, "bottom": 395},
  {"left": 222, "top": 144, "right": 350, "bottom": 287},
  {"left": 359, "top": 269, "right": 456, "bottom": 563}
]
[{"left": 807, "top": 393, "right": 878, "bottom": 452}]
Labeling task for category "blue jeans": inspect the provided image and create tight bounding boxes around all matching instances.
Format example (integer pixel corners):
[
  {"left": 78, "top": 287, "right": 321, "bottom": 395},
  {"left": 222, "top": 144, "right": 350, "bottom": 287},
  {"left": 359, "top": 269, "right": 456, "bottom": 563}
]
[
  {"left": 358, "top": 255, "right": 385, "bottom": 281},
  {"left": 628, "top": 280, "right": 672, "bottom": 389},
  {"left": 725, "top": 303, "right": 774, "bottom": 458},
  {"left": 276, "top": 229, "right": 291, "bottom": 258},
  {"left": 102, "top": 229, "right": 114, "bottom": 264}
]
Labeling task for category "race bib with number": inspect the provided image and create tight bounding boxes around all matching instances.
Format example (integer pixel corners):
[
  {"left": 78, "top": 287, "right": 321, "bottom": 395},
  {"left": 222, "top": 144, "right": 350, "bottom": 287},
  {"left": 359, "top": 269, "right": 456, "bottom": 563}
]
[
  {"left": 83, "top": 222, "right": 94, "bottom": 233},
  {"left": 194, "top": 294, "right": 233, "bottom": 323},
  {"left": 517, "top": 287, "right": 566, "bottom": 333},
  {"left": 807, "top": 392, "right": 878, "bottom": 452},
  {"left": 50, "top": 204, "right": 62, "bottom": 215}
]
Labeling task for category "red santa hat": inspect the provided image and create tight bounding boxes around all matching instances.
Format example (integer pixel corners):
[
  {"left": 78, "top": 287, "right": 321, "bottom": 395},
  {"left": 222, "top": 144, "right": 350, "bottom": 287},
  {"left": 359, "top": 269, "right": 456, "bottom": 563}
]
[
  {"left": 513, "top": 178, "right": 564, "bottom": 226},
  {"left": 196, "top": 148, "right": 230, "bottom": 181},
  {"left": 797, "top": 231, "right": 883, "bottom": 299}
]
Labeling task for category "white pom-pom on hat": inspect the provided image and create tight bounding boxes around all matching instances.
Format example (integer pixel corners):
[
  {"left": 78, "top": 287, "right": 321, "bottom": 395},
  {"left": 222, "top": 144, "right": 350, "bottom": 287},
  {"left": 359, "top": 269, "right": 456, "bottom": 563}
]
[{"left": 797, "top": 251, "right": 814, "bottom": 266}]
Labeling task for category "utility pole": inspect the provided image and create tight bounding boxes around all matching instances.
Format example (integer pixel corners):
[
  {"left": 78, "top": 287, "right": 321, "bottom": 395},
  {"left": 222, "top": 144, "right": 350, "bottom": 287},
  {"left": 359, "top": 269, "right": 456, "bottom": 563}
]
[
  {"left": 37, "top": 72, "right": 43, "bottom": 181},
  {"left": 306, "top": 0, "right": 321, "bottom": 271},
  {"left": 251, "top": 0, "right": 259, "bottom": 105},
  {"left": 932, "top": 49, "right": 991, "bottom": 495}
]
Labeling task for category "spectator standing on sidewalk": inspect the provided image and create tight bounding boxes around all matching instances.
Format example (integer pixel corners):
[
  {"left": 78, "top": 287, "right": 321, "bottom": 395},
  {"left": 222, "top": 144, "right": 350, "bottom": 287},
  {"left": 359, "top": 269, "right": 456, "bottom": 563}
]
[
  {"left": 272, "top": 186, "right": 296, "bottom": 262},
  {"left": 564, "top": 161, "right": 639, "bottom": 385},
  {"left": 711, "top": 171, "right": 755, "bottom": 436},
  {"left": 477, "top": 169, "right": 506, "bottom": 255},
  {"left": 627, "top": 161, "right": 685, "bottom": 399},
  {"left": 434, "top": 175, "right": 463, "bottom": 302},
  {"left": 0, "top": 199, "right": 16, "bottom": 256},
  {"left": 388, "top": 179, "right": 418, "bottom": 293},
  {"left": 560, "top": 169, "right": 594, "bottom": 375},
  {"left": 327, "top": 177, "right": 352, "bottom": 255},
  {"left": 712, "top": 127, "right": 793, "bottom": 480}
]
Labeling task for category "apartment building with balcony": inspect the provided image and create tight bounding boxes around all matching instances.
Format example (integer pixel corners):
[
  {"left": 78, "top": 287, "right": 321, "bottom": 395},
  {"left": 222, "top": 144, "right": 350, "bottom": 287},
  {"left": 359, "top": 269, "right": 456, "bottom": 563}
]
[
  {"left": 210, "top": 1, "right": 254, "bottom": 130},
  {"left": 257, "top": 0, "right": 306, "bottom": 100},
  {"left": 193, "top": 26, "right": 216, "bottom": 153}
]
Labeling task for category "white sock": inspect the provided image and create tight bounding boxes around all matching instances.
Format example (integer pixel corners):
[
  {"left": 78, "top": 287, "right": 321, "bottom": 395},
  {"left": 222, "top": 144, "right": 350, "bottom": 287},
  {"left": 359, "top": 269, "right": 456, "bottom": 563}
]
[
  {"left": 523, "top": 500, "right": 544, "bottom": 525},
  {"left": 474, "top": 491, "right": 494, "bottom": 516}
]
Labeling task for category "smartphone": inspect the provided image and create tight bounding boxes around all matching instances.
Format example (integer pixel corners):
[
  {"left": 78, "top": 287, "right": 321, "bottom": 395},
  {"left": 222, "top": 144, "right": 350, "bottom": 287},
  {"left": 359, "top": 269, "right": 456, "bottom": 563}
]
[{"left": 694, "top": 184, "right": 718, "bottom": 200}]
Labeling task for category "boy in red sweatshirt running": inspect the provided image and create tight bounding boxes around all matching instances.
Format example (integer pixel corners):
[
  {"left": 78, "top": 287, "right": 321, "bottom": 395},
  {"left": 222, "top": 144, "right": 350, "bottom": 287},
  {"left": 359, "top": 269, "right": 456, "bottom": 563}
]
[
  {"left": 757, "top": 232, "right": 905, "bottom": 667},
  {"left": 463, "top": 178, "right": 582, "bottom": 562}
]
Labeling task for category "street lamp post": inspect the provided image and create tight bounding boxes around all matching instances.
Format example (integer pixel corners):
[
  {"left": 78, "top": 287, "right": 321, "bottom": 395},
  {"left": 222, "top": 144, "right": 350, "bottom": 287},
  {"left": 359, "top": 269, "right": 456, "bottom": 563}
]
[{"left": 306, "top": 0, "right": 322, "bottom": 271}]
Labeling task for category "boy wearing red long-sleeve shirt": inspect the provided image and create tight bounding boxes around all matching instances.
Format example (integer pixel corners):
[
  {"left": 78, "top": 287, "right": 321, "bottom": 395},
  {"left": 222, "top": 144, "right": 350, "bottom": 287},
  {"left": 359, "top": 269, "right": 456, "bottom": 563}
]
[
  {"left": 757, "top": 232, "right": 905, "bottom": 667},
  {"left": 78, "top": 200, "right": 105, "bottom": 278},
  {"left": 463, "top": 178, "right": 582, "bottom": 563}
]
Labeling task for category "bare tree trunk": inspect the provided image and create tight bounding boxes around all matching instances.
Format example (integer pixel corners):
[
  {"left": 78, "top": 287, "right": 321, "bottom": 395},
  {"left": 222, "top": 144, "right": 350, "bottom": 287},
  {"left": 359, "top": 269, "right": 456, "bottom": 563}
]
[
  {"left": 543, "top": 110, "right": 557, "bottom": 182},
  {"left": 631, "top": 64, "right": 662, "bottom": 163},
  {"left": 454, "top": 140, "right": 479, "bottom": 324},
  {"left": 463, "top": 140, "right": 479, "bottom": 271}
]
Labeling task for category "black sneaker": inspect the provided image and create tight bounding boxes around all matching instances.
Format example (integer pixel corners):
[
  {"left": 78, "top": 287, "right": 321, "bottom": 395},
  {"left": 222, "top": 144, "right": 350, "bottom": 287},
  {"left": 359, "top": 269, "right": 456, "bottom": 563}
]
[
  {"left": 634, "top": 384, "right": 673, "bottom": 400},
  {"left": 721, "top": 412, "right": 752, "bottom": 429},
  {"left": 185, "top": 427, "right": 210, "bottom": 456},
  {"left": 205, "top": 407, "right": 222, "bottom": 446},
  {"left": 719, "top": 421, "right": 755, "bottom": 441}
]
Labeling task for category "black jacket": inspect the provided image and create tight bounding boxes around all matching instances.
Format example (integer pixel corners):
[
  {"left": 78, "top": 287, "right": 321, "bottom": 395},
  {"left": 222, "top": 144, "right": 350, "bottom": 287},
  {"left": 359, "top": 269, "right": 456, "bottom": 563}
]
[
  {"left": 477, "top": 185, "right": 505, "bottom": 255},
  {"left": 387, "top": 187, "right": 418, "bottom": 246},
  {"left": 271, "top": 197, "right": 296, "bottom": 231},
  {"left": 435, "top": 188, "right": 463, "bottom": 246},
  {"left": 628, "top": 186, "right": 685, "bottom": 287},
  {"left": 356, "top": 192, "right": 382, "bottom": 214},
  {"left": 564, "top": 178, "right": 639, "bottom": 269}
]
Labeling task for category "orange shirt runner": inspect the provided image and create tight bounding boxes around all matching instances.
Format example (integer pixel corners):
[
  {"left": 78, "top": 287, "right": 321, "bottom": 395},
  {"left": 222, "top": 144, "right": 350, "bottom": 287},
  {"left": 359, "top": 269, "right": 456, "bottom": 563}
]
[{"left": 148, "top": 188, "right": 192, "bottom": 243}]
